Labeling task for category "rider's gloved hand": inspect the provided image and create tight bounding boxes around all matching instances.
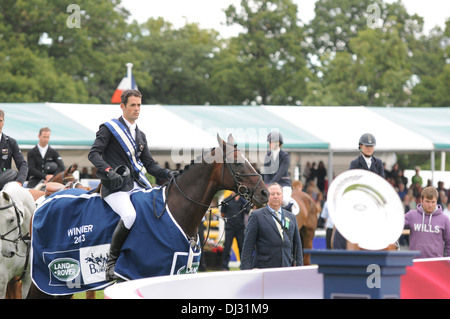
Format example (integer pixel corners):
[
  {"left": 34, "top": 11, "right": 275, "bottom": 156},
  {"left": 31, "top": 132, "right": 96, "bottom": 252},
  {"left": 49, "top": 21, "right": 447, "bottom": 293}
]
[
  {"left": 166, "top": 170, "right": 179, "bottom": 180},
  {"left": 105, "top": 167, "right": 123, "bottom": 190}
]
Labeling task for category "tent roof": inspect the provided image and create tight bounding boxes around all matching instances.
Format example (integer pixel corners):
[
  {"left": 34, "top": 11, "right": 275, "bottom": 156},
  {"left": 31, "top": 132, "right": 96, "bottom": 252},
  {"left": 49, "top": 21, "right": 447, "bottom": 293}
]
[
  {"left": 263, "top": 106, "right": 435, "bottom": 152},
  {"left": 0, "top": 103, "right": 447, "bottom": 152},
  {"left": 370, "top": 107, "right": 450, "bottom": 150},
  {"left": 1, "top": 103, "right": 94, "bottom": 146},
  {"left": 162, "top": 105, "right": 329, "bottom": 150}
]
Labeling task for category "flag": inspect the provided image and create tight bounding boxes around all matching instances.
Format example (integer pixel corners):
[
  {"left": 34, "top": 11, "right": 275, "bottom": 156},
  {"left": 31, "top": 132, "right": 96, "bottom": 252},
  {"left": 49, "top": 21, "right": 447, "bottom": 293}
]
[{"left": 111, "top": 63, "right": 138, "bottom": 104}]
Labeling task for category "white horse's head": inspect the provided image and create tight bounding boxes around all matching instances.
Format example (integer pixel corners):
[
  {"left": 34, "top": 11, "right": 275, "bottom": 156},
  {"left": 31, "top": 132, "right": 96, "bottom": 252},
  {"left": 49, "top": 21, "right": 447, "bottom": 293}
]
[
  {"left": 0, "top": 182, "right": 34, "bottom": 258},
  {"left": 0, "top": 191, "right": 22, "bottom": 257}
]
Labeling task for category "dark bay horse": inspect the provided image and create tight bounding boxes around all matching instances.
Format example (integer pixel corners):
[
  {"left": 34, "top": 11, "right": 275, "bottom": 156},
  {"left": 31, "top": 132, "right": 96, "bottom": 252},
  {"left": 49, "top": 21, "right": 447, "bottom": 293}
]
[{"left": 27, "top": 134, "right": 268, "bottom": 298}]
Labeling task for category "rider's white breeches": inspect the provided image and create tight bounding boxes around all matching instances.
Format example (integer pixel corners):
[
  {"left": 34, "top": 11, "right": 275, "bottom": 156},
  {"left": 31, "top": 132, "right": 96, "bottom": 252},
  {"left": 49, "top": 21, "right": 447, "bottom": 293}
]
[
  {"left": 104, "top": 182, "right": 142, "bottom": 229},
  {"left": 282, "top": 186, "right": 292, "bottom": 207},
  {"left": 282, "top": 186, "right": 300, "bottom": 215}
]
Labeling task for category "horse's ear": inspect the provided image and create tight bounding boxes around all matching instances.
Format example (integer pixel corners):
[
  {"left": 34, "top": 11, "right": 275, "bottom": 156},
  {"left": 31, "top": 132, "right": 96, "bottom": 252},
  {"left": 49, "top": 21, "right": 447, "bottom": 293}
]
[
  {"left": 217, "top": 134, "right": 226, "bottom": 148},
  {"left": 227, "top": 134, "right": 235, "bottom": 147},
  {"left": 2, "top": 191, "right": 11, "bottom": 202}
]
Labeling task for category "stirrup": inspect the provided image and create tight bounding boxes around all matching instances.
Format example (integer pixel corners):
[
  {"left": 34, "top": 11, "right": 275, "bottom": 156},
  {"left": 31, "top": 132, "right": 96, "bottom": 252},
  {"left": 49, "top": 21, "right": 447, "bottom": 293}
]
[{"left": 105, "top": 258, "right": 119, "bottom": 281}]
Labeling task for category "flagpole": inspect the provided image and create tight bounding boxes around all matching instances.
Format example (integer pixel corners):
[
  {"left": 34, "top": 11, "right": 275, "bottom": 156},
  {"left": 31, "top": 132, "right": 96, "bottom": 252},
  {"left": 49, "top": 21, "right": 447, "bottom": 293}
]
[{"left": 126, "top": 63, "right": 133, "bottom": 89}]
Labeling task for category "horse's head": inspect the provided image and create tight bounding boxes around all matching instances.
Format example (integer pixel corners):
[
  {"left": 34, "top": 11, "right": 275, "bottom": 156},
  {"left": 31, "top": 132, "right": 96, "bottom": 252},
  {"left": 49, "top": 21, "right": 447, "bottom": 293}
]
[
  {"left": 50, "top": 164, "right": 78, "bottom": 185},
  {"left": 216, "top": 134, "right": 268, "bottom": 207},
  {"left": 0, "top": 189, "right": 23, "bottom": 258}
]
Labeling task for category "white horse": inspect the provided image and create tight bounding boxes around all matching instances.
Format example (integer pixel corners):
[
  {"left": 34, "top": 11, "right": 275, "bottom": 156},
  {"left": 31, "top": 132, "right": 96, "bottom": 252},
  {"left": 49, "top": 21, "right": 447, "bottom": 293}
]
[{"left": 0, "top": 182, "right": 35, "bottom": 299}]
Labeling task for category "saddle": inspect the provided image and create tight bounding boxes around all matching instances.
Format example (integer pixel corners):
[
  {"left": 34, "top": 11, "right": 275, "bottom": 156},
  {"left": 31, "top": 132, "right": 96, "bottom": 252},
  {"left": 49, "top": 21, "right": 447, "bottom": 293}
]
[{"left": 29, "top": 182, "right": 97, "bottom": 202}]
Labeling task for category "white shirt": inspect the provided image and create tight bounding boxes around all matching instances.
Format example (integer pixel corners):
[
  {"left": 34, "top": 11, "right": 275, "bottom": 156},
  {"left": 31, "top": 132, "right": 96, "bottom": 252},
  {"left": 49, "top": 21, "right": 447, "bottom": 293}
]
[
  {"left": 123, "top": 118, "right": 137, "bottom": 140},
  {"left": 364, "top": 156, "right": 372, "bottom": 169},
  {"left": 38, "top": 144, "right": 48, "bottom": 159}
]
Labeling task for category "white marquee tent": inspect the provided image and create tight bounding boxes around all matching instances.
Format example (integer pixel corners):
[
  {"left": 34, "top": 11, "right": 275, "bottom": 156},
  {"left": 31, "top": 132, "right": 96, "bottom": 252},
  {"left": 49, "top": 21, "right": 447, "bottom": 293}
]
[{"left": 1, "top": 103, "right": 449, "bottom": 183}]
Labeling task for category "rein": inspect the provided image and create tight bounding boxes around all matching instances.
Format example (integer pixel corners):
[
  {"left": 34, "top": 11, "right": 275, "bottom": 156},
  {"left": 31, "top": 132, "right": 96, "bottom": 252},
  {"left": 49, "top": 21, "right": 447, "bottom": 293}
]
[
  {"left": 170, "top": 145, "right": 262, "bottom": 210},
  {"left": 159, "top": 144, "right": 262, "bottom": 248}
]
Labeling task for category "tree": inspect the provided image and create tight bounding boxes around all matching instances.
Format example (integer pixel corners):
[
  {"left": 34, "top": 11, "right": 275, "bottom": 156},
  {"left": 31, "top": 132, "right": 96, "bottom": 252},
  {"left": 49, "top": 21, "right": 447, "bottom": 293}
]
[
  {"left": 409, "top": 20, "right": 450, "bottom": 106},
  {"left": 131, "top": 18, "right": 219, "bottom": 105},
  {"left": 219, "top": 0, "right": 311, "bottom": 105},
  {"left": 0, "top": 0, "right": 132, "bottom": 103}
]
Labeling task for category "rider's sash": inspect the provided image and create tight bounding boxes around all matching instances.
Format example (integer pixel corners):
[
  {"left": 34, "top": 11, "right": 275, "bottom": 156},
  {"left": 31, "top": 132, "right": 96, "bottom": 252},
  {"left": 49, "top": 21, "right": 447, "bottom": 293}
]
[{"left": 104, "top": 119, "right": 152, "bottom": 188}]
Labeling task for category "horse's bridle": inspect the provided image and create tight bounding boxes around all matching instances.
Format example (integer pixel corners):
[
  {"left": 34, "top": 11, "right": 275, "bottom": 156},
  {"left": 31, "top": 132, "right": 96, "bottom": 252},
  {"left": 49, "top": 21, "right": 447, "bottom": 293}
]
[
  {"left": 221, "top": 145, "right": 263, "bottom": 203},
  {"left": 0, "top": 199, "right": 30, "bottom": 257},
  {"left": 0, "top": 198, "right": 31, "bottom": 283},
  {"left": 171, "top": 144, "right": 263, "bottom": 209}
]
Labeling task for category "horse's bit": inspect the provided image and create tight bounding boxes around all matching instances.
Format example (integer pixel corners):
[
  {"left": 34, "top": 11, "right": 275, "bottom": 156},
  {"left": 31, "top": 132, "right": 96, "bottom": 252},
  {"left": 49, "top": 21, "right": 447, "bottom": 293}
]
[{"left": 170, "top": 144, "right": 263, "bottom": 210}]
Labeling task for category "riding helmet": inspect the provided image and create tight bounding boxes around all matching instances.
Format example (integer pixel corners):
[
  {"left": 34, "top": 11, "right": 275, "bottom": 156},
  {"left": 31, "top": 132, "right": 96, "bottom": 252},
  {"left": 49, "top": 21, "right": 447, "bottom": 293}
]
[
  {"left": 359, "top": 133, "right": 376, "bottom": 146},
  {"left": 267, "top": 131, "right": 284, "bottom": 145},
  {"left": 45, "top": 162, "right": 58, "bottom": 174}
]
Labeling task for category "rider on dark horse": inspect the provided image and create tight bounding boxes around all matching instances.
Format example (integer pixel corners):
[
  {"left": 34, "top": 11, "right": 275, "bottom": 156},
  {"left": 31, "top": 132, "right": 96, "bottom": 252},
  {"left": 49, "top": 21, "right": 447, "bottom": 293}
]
[{"left": 88, "top": 89, "right": 178, "bottom": 281}]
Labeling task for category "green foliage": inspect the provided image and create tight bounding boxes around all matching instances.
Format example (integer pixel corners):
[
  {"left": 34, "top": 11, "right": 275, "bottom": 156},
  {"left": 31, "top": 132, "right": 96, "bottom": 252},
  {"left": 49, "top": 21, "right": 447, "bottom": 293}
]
[{"left": 0, "top": 0, "right": 448, "bottom": 106}]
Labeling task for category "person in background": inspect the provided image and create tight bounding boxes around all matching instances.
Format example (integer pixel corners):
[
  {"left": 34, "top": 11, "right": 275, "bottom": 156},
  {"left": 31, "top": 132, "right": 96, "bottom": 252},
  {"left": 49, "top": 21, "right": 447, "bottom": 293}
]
[
  {"left": 261, "top": 131, "right": 299, "bottom": 215},
  {"left": 411, "top": 166, "right": 423, "bottom": 187},
  {"left": 320, "top": 201, "right": 334, "bottom": 249},
  {"left": 333, "top": 133, "right": 385, "bottom": 249},
  {"left": 349, "top": 133, "right": 384, "bottom": 177},
  {"left": 26, "top": 127, "right": 65, "bottom": 188},
  {"left": 404, "top": 187, "right": 450, "bottom": 258},
  {"left": 220, "top": 191, "right": 250, "bottom": 270},
  {"left": 0, "top": 109, "right": 28, "bottom": 188}
]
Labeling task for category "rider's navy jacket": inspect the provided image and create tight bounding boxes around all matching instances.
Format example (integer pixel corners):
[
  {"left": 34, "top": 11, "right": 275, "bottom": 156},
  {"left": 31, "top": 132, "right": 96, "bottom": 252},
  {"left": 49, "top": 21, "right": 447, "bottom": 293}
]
[
  {"left": 88, "top": 116, "right": 168, "bottom": 188},
  {"left": 262, "top": 149, "right": 291, "bottom": 187},
  {"left": 0, "top": 134, "right": 28, "bottom": 184},
  {"left": 349, "top": 155, "right": 385, "bottom": 178}
]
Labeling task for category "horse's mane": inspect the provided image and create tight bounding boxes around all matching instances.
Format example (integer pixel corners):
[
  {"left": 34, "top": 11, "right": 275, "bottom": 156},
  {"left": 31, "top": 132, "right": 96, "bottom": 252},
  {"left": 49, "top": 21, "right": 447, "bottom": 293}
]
[
  {"left": 175, "top": 142, "right": 237, "bottom": 177},
  {"left": 177, "top": 147, "right": 217, "bottom": 176}
]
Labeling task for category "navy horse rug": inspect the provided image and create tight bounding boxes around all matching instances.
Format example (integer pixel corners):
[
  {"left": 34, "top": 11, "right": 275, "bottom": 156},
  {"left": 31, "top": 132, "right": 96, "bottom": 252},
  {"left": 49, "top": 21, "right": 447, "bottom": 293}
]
[{"left": 31, "top": 187, "right": 201, "bottom": 296}]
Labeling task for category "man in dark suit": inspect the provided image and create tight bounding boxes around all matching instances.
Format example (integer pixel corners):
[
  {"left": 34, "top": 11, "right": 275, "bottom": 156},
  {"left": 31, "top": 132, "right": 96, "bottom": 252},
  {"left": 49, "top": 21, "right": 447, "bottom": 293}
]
[
  {"left": 0, "top": 109, "right": 28, "bottom": 187},
  {"left": 88, "top": 89, "right": 178, "bottom": 280},
  {"left": 26, "top": 127, "right": 65, "bottom": 188},
  {"left": 240, "top": 183, "right": 303, "bottom": 270}
]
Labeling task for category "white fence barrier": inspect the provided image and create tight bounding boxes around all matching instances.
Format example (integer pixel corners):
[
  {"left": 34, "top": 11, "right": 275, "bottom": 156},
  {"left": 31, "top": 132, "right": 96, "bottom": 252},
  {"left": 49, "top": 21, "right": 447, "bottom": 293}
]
[{"left": 104, "top": 265, "right": 323, "bottom": 299}]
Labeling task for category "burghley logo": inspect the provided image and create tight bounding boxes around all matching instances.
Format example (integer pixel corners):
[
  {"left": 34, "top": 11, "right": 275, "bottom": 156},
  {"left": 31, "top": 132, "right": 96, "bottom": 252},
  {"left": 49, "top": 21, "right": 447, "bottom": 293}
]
[
  {"left": 48, "top": 258, "right": 80, "bottom": 282},
  {"left": 84, "top": 252, "right": 108, "bottom": 275},
  {"left": 80, "top": 244, "right": 110, "bottom": 284}
]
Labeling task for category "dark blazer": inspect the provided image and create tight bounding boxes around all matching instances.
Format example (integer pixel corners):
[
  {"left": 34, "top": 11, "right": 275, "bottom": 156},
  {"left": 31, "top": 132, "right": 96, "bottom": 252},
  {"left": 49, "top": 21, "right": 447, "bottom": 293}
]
[
  {"left": 349, "top": 155, "right": 385, "bottom": 178},
  {"left": 240, "top": 206, "right": 303, "bottom": 270},
  {"left": 262, "top": 149, "right": 291, "bottom": 187},
  {"left": 0, "top": 134, "right": 28, "bottom": 184},
  {"left": 88, "top": 116, "right": 168, "bottom": 188},
  {"left": 27, "top": 145, "right": 65, "bottom": 188}
]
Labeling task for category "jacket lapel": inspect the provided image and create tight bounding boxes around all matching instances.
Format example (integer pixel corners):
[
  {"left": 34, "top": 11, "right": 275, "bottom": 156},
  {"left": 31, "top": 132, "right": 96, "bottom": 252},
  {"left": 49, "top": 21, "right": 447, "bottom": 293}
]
[
  {"left": 264, "top": 207, "right": 283, "bottom": 239},
  {"left": 359, "top": 155, "right": 368, "bottom": 169}
]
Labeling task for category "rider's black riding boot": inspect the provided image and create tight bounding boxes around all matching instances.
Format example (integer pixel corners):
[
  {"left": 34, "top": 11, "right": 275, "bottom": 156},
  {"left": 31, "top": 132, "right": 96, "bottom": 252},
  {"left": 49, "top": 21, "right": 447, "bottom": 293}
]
[{"left": 106, "top": 220, "right": 130, "bottom": 281}]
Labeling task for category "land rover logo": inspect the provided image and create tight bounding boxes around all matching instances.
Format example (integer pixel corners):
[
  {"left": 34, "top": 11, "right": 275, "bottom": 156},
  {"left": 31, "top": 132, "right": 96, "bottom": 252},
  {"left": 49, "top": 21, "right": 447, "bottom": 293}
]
[{"left": 49, "top": 258, "right": 80, "bottom": 282}]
